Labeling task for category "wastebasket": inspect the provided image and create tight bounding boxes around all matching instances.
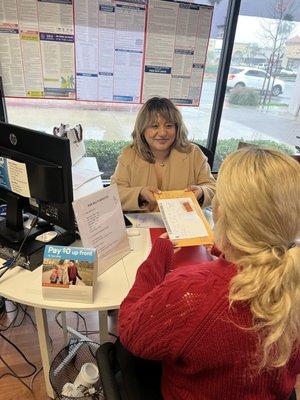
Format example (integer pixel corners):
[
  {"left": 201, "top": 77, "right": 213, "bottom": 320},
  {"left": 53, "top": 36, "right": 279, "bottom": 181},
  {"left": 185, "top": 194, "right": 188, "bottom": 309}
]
[{"left": 49, "top": 340, "right": 104, "bottom": 399}]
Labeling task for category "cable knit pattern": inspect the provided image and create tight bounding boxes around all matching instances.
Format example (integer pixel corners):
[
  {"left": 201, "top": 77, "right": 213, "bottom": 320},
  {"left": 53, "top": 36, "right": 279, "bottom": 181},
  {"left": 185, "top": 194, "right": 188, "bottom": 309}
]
[{"left": 119, "top": 238, "right": 300, "bottom": 400}]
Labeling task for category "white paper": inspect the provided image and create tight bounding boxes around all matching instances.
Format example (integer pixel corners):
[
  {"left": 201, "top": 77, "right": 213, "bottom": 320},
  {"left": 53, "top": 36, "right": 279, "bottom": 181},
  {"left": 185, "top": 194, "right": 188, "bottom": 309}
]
[
  {"left": 7, "top": 159, "right": 31, "bottom": 198},
  {"left": 72, "top": 166, "right": 102, "bottom": 190},
  {"left": 157, "top": 197, "right": 208, "bottom": 240},
  {"left": 72, "top": 184, "right": 130, "bottom": 275},
  {"left": 126, "top": 212, "right": 165, "bottom": 228}
]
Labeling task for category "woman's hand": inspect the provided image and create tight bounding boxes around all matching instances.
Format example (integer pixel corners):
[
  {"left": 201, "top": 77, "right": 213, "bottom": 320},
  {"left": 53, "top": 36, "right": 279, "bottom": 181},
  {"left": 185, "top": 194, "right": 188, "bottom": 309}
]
[
  {"left": 139, "top": 186, "right": 161, "bottom": 211},
  {"left": 159, "top": 232, "right": 181, "bottom": 253},
  {"left": 185, "top": 185, "right": 203, "bottom": 201}
]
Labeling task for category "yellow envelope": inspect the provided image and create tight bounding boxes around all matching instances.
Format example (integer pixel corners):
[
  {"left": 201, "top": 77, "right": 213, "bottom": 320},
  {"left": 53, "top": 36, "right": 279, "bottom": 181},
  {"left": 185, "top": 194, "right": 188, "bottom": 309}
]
[{"left": 155, "top": 190, "right": 214, "bottom": 247}]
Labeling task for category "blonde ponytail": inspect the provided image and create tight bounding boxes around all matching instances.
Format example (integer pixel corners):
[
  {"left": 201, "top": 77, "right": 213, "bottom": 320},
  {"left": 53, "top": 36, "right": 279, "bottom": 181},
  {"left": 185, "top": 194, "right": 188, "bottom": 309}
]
[
  {"left": 214, "top": 147, "right": 300, "bottom": 369},
  {"left": 230, "top": 245, "right": 300, "bottom": 368}
]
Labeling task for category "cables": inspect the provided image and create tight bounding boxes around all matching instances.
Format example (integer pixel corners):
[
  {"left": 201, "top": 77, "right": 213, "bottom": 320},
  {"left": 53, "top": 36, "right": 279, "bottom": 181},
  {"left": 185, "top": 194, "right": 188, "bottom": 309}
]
[
  {"left": 0, "top": 331, "right": 37, "bottom": 391},
  {"left": 0, "top": 301, "right": 52, "bottom": 392},
  {"left": 0, "top": 204, "right": 41, "bottom": 279}
]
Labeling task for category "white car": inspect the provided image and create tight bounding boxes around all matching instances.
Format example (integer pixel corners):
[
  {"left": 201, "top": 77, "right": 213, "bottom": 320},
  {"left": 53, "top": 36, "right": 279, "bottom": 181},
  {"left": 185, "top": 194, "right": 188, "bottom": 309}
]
[
  {"left": 279, "top": 68, "right": 298, "bottom": 78},
  {"left": 227, "top": 67, "right": 285, "bottom": 96}
]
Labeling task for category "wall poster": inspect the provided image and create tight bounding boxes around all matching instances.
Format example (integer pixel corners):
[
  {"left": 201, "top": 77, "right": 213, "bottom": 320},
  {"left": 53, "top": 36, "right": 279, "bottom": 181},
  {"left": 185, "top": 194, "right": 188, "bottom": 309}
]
[{"left": 0, "top": 0, "right": 212, "bottom": 106}]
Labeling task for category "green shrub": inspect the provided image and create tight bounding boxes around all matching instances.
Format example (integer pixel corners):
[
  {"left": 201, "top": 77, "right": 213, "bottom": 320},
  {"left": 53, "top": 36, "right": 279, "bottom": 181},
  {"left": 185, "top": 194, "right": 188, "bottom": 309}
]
[
  {"left": 228, "top": 87, "right": 260, "bottom": 106},
  {"left": 85, "top": 139, "right": 130, "bottom": 179},
  {"left": 84, "top": 138, "right": 294, "bottom": 178},
  {"left": 214, "top": 139, "right": 293, "bottom": 170}
]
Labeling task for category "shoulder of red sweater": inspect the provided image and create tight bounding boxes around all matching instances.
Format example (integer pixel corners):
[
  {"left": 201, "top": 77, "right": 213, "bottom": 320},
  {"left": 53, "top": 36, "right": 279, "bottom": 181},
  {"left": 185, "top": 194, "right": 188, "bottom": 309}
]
[{"left": 167, "top": 258, "right": 236, "bottom": 283}]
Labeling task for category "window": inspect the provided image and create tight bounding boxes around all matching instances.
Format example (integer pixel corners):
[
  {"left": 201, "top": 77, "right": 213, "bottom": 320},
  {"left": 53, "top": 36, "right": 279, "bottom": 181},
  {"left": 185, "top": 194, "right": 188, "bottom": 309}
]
[
  {"left": 214, "top": 0, "right": 300, "bottom": 170},
  {"left": 3, "top": 0, "right": 230, "bottom": 179},
  {"left": 229, "top": 67, "right": 243, "bottom": 73}
]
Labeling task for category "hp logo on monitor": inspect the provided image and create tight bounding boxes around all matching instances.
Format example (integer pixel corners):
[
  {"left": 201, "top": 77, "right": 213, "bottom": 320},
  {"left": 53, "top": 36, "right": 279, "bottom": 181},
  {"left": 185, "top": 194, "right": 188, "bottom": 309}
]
[{"left": 9, "top": 133, "right": 17, "bottom": 146}]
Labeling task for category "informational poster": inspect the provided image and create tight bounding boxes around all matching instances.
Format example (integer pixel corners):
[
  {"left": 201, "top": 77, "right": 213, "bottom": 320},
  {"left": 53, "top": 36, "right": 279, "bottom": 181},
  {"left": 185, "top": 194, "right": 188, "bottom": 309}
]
[
  {"left": 143, "top": 1, "right": 212, "bottom": 105},
  {"left": 0, "top": 0, "right": 212, "bottom": 106}
]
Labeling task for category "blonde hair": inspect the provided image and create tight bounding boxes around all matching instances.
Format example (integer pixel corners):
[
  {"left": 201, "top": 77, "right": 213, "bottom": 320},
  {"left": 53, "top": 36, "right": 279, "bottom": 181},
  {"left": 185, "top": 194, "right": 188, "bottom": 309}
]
[
  {"left": 214, "top": 147, "right": 300, "bottom": 369},
  {"left": 131, "top": 97, "right": 191, "bottom": 163}
]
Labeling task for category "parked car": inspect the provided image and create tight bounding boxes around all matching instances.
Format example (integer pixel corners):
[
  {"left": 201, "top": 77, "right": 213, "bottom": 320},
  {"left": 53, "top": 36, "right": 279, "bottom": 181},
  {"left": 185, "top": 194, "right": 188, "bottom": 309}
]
[
  {"left": 279, "top": 68, "right": 298, "bottom": 78},
  {"left": 227, "top": 67, "right": 285, "bottom": 96}
]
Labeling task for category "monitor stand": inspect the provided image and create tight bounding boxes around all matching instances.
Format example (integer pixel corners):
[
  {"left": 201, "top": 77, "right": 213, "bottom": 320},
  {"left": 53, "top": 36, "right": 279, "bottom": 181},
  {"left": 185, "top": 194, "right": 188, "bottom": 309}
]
[
  {"left": 0, "top": 195, "right": 76, "bottom": 271},
  {"left": 0, "top": 225, "right": 76, "bottom": 271}
]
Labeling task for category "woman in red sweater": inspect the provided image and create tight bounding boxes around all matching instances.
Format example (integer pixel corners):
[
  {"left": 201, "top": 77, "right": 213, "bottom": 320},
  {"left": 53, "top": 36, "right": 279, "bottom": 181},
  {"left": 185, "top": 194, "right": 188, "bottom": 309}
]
[{"left": 119, "top": 147, "right": 300, "bottom": 400}]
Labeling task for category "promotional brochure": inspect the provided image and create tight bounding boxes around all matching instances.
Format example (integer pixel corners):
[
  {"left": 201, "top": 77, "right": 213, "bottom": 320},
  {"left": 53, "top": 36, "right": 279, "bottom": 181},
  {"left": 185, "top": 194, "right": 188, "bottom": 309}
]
[{"left": 42, "top": 245, "right": 97, "bottom": 303}]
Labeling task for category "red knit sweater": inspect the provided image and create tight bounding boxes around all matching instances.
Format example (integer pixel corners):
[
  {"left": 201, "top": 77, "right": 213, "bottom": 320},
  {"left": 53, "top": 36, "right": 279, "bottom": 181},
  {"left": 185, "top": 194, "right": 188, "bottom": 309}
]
[{"left": 119, "top": 239, "right": 300, "bottom": 400}]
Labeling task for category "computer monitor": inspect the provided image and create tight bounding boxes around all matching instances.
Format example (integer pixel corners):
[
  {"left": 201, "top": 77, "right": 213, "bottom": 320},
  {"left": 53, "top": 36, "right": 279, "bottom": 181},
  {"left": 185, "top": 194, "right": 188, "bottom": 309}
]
[{"left": 0, "top": 121, "right": 76, "bottom": 269}]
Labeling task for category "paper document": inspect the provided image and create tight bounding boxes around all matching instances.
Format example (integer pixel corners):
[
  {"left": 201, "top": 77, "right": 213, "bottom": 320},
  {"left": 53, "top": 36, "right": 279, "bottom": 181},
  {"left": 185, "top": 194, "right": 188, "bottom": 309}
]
[
  {"left": 126, "top": 212, "right": 165, "bottom": 228},
  {"left": 72, "top": 184, "right": 130, "bottom": 275},
  {"left": 72, "top": 166, "right": 102, "bottom": 190},
  {"left": 0, "top": 158, "right": 31, "bottom": 198},
  {"left": 155, "top": 190, "right": 214, "bottom": 246}
]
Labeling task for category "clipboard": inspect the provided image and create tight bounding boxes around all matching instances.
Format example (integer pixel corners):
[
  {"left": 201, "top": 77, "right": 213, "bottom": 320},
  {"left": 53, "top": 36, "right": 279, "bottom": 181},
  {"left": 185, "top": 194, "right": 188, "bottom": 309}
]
[{"left": 154, "top": 190, "right": 214, "bottom": 247}]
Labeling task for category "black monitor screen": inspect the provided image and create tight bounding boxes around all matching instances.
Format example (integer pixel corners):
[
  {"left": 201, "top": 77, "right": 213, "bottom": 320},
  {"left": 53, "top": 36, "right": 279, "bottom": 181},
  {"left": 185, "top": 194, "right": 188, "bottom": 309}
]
[{"left": 0, "top": 121, "right": 75, "bottom": 261}]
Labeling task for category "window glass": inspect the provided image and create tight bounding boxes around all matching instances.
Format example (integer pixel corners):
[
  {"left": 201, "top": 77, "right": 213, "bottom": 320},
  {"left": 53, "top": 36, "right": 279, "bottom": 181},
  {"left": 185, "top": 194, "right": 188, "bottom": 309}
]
[
  {"left": 215, "top": 0, "right": 300, "bottom": 170},
  {"left": 4, "top": 0, "right": 230, "bottom": 179},
  {"left": 229, "top": 67, "right": 243, "bottom": 73}
]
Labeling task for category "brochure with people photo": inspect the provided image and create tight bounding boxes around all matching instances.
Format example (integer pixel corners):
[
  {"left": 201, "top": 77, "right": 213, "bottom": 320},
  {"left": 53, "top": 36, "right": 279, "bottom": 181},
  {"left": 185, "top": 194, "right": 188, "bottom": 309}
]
[{"left": 42, "top": 245, "right": 97, "bottom": 303}]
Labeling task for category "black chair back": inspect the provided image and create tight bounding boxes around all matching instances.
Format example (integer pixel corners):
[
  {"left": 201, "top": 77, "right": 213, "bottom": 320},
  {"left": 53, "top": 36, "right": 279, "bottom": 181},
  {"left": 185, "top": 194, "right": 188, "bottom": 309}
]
[
  {"left": 96, "top": 340, "right": 162, "bottom": 400},
  {"left": 192, "top": 142, "right": 214, "bottom": 169}
]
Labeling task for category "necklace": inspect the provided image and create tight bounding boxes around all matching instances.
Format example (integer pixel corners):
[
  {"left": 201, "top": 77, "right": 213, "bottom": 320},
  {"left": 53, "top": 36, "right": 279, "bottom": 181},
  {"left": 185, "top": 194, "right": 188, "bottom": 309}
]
[{"left": 159, "top": 162, "right": 165, "bottom": 167}]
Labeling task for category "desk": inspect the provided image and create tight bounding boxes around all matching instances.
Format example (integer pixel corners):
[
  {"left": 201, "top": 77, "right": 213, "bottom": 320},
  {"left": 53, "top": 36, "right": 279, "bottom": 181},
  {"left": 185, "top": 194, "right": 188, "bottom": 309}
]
[{"left": 0, "top": 209, "right": 213, "bottom": 398}]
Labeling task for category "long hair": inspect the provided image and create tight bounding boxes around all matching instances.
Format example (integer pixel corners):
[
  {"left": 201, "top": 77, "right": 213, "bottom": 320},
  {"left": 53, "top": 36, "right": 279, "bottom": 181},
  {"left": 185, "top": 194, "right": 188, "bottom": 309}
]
[
  {"left": 131, "top": 97, "right": 191, "bottom": 163},
  {"left": 214, "top": 147, "right": 300, "bottom": 369}
]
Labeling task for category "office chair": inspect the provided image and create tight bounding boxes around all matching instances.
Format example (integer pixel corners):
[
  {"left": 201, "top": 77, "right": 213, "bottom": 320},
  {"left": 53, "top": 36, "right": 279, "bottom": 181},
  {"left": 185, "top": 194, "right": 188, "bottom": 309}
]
[
  {"left": 96, "top": 339, "right": 162, "bottom": 400},
  {"left": 192, "top": 142, "right": 214, "bottom": 170},
  {"left": 96, "top": 340, "right": 297, "bottom": 400}
]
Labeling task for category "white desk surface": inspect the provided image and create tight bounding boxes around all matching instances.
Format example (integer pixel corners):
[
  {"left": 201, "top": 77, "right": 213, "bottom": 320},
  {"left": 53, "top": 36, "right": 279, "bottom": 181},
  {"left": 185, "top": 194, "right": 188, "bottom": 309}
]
[
  {"left": 0, "top": 224, "right": 151, "bottom": 311},
  {"left": 0, "top": 257, "right": 130, "bottom": 312},
  {"left": 0, "top": 203, "right": 213, "bottom": 313}
]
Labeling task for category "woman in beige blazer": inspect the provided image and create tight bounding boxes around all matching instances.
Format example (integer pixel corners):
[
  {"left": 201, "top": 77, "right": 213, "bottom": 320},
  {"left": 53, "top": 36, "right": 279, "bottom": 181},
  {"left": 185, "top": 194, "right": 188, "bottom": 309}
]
[{"left": 111, "top": 97, "right": 216, "bottom": 212}]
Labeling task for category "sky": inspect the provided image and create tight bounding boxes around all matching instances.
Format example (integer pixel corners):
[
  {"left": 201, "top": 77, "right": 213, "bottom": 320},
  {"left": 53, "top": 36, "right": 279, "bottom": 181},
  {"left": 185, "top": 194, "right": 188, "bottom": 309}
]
[{"left": 235, "top": 15, "right": 300, "bottom": 44}]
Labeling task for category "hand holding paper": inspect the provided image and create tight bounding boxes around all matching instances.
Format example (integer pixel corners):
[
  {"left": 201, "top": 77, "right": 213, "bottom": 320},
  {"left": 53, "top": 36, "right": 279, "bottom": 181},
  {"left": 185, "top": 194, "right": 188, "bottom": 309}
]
[{"left": 154, "top": 190, "right": 214, "bottom": 247}]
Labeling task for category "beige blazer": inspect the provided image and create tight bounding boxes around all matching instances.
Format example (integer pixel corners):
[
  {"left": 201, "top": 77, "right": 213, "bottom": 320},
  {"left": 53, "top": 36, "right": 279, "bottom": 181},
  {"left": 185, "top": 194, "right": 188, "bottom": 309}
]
[{"left": 111, "top": 144, "right": 216, "bottom": 211}]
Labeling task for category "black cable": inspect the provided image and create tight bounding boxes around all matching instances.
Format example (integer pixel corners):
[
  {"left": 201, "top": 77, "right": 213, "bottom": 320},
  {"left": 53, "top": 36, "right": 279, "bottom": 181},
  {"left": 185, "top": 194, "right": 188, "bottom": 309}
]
[
  {"left": 4, "top": 301, "right": 18, "bottom": 314},
  {"left": 12, "top": 305, "right": 27, "bottom": 328},
  {"left": 74, "top": 311, "right": 88, "bottom": 336},
  {"left": 55, "top": 311, "right": 63, "bottom": 328},
  {"left": 0, "top": 303, "right": 20, "bottom": 331},
  {"left": 16, "top": 304, "right": 36, "bottom": 329},
  {"left": 0, "top": 205, "right": 41, "bottom": 279},
  {"left": 0, "top": 332, "right": 37, "bottom": 378},
  {"left": 10, "top": 207, "right": 41, "bottom": 269},
  {"left": 0, "top": 302, "right": 54, "bottom": 393},
  {"left": 0, "top": 356, "right": 33, "bottom": 391}
]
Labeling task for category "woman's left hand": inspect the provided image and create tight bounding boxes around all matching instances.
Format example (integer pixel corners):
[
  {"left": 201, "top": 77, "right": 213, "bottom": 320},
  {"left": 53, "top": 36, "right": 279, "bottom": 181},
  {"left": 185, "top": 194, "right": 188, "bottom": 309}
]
[
  {"left": 185, "top": 185, "right": 203, "bottom": 201},
  {"left": 159, "top": 232, "right": 181, "bottom": 253}
]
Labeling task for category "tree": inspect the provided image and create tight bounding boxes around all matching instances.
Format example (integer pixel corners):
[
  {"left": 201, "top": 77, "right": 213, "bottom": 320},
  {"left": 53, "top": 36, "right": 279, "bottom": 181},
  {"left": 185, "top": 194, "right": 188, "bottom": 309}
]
[{"left": 257, "top": 0, "right": 296, "bottom": 107}]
